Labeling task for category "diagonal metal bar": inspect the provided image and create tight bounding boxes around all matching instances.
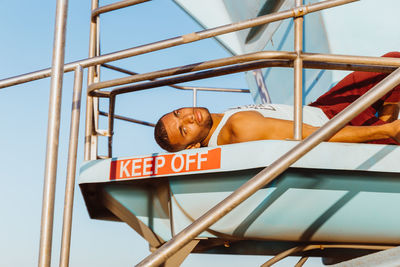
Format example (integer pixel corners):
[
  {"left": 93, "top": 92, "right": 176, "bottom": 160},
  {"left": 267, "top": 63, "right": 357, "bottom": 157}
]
[
  {"left": 135, "top": 67, "right": 400, "bottom": 267},
  {"left": 0, "top": 0, "right": 358, "bottom": 90},
  {"left": 101, "top": 63, "right": 250, "bottom": 93},
  {"left": 99, "top": 111, "right": 155, "bottom": 127}
]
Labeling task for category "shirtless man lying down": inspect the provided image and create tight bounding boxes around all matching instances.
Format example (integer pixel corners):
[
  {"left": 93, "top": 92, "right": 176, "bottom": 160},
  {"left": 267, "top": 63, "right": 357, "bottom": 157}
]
[{"left": 154, "top": 52, "right": 400, "bottom": 152}]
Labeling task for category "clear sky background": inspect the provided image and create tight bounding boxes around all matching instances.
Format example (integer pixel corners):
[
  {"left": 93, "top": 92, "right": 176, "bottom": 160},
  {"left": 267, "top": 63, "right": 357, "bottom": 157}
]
[{"left": 0, "top": 0, "right": 400, "bottom": 266}]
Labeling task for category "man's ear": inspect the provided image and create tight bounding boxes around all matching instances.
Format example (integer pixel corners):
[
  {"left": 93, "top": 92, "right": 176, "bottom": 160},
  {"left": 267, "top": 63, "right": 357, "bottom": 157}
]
[{"left": 186, "top": 143, "right": 201, "bottom": 149}]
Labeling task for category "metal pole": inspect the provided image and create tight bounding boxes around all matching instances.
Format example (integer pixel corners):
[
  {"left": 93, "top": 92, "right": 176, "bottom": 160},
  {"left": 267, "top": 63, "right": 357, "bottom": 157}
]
[
  {"left": 93, "top": 8, "right": 101, "bottom": 156},
  {"left": 192, "top": 88, "right": 197, "bottom": 107},
  {"left": 3, "top": 48, "right": 398, "bottom": 92},
  {"left": 107, "top": 95, "right": 116, "bottom": 158},
  {"left": 0, "top": 0, "right": 359, "bottom": 90},
  {"left": 99, "top": 111, "right": 155, "bottom": 127},
  {"left": 295, "top": 256, "right": 309, "bottom": 267},
  {"left": 101, "top": 63, "right": 251, "bottom": 93},
  {"left": 38, "top": 0, "right": 69, "bottom": 266},
  {"left": 97, "top": 56, "right": 399, "bottom": 97},
  {"left": 100, "top": 55, "right": 399, "bottom": 93},
  {"left": 293, "top": 0, "right": 304, "bottom": 140},
  {"left": 84, "top": 0, "right": 99, "bottom": 160},
  {"left": 59, "top": 66, "right": 83, "bottom": 267},
  {"left": 102, "top": 58, "right": 294, "bottom": 96},
  {"left": 91, "top": 0, "right": 150, "bottom": 19},
  {"left": 89, "top": 51, "right": 297, "bottom": 92},
  {"left": 135, "top": 67, "right": 400, "bottom": 267}
]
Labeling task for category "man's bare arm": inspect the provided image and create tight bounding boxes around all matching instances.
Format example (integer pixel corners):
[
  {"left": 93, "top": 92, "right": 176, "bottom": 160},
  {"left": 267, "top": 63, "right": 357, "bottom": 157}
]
[
  {"left": 219, "top": 111, "right": 400, "bottom": 145},
  {"left": 323, "top": 122, "right": 399, "bottom": 143}
]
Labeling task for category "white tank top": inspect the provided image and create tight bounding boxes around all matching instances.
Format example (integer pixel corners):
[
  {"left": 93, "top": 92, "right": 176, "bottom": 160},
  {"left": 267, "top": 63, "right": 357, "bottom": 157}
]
[{"left": 208, "top": 104, "right": 329, "bottom": 146}]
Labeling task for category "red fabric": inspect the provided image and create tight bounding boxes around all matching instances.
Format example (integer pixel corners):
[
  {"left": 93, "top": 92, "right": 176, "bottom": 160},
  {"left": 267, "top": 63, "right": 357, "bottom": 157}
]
[{"left": 309, "top": 52, "right": 400, "bottom": 145}]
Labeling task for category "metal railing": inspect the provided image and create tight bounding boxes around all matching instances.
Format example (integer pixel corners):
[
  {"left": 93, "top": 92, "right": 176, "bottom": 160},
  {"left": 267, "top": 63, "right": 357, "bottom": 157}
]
[
  {"left": 91, "top": 0, "right": 151, "bottom": 20},
  {"left": 4, "top": 0, "right": 400, "bottom": 266},
  {"left": 38, "top": 0, "right": 69, "bottom": 266},
  {"left": 135, "top": 65, "right": 400, "bottom": 267},
  {"left": 101, "top": 62, "right": 250, "bottom": 107},
  {"left": 293, "top": 0, "right": 304, "bottom": 140},
  {"left": 59, "top": 66, "right": 83, "bottom": 267},
  {"left": 0, "top": 0, "right": 359, "bottom": 91}
]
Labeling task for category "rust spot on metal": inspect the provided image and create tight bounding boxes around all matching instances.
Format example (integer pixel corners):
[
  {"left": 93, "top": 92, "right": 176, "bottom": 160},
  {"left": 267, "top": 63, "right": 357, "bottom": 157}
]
[
  {"left": 182, "top": 32, "right": 201, "bottom": 43},
  {"left": 293, "top": 5, "right": 309, "bottom": 17}
]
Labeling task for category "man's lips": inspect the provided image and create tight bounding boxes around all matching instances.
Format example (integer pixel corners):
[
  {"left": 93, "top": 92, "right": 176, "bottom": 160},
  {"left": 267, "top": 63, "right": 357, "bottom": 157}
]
[{"left": 195, "top": 109, "right": 202, "bottom": 124}]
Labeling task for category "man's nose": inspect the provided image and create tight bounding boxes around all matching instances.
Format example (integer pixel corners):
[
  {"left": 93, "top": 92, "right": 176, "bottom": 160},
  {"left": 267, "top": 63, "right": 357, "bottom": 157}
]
[{"left": 182, "top": 114, "right": 194, "bottom": 123}]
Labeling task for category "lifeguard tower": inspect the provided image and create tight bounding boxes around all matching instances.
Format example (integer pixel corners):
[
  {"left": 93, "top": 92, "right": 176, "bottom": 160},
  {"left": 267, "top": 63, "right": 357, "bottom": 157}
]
[{"left": 1, "top": 0, "right": 400, "bottom": 266}]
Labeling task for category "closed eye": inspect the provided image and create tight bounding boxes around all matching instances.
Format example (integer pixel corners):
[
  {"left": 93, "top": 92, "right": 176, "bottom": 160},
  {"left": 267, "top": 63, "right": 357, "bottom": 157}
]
[{"left": 175, "top": 109, "right": 181, "bottom": 117}]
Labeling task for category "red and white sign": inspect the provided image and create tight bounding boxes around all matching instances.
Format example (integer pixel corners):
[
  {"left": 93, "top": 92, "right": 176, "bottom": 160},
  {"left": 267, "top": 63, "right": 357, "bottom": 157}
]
[{"left": 110, "top": 148, "right": 221, "bottom": 180}]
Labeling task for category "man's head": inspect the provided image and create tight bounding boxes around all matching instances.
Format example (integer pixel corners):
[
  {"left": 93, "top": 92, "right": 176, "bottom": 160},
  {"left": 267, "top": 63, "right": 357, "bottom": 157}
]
[{"left": 154, "top": 107, "right": 213, "bottom": 152}]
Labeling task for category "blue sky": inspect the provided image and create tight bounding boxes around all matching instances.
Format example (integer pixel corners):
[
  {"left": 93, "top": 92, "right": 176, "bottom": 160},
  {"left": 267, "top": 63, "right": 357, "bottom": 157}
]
[{"left": 1, "top": 0, "right": 400, "bottom": 266}]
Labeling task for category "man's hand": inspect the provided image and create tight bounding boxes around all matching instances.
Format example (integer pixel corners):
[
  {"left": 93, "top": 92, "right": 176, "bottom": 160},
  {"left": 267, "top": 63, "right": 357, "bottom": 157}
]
[{"left": 378, "top": 102, "right": 400, "bottom": 122}]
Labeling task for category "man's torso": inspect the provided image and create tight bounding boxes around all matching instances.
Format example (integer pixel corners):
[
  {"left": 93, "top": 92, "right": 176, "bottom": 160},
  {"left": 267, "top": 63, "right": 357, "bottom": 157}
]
[{"left": 208, "top": 104, "right": 329, "bottom": 146}]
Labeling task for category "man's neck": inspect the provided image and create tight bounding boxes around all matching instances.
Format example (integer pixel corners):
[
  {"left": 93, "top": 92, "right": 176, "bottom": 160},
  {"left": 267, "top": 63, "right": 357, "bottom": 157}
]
[{"left": 201, "top": 113, "right": 223, "bottom": 147}]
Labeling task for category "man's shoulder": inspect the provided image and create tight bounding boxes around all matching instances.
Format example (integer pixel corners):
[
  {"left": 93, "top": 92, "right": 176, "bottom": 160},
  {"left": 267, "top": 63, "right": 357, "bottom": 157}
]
[
  {"left": 227, "top": 110, "right": 262, "bottom": 122},
  {"left": 223, "top": 110, "right": 272, "bottom": 133}
]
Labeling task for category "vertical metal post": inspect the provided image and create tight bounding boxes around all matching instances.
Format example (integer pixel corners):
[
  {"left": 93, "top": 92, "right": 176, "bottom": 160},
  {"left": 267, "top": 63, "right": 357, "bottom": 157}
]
[
  {"left": 38, "top": 0, "right": 69, "bottom": 266},
  {"left": 59, "top": 66, "right": 83, "bottom": 267},
  {"left": 107, "top": 95, "right": 116, "bottom": 158},
  {"left": 93, "top": 11, "right": 101, "bottom": 149},
  {"left": 293, "top": 0, "right": 304, "bottom": 140},
  {"left": 84, "top": 0, "right": 99, "bottom": 161},
  {"left": 192, "top": 88, "right": 197, "bottom": 107}
]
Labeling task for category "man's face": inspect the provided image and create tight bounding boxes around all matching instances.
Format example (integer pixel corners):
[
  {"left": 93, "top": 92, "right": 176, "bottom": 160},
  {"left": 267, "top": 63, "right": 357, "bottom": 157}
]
[{"left": 161, "top": 107, "right": 213, "bottom": 150}]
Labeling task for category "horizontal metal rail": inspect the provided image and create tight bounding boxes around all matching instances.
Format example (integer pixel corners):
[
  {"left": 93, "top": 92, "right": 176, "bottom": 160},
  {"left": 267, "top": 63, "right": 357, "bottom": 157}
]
[
  {"left": 135, "top": 67, "right": 400, "bottom": 267},
  {"left": 99, "top": 111, "right": 155, "bottom": 127},
  {"left": 89, "top": 52, "right": 296, "bottom": 91},
  {"left": 89, "top": 51, "right": 400, "bottom": 94},
  {"left": 173, "top": 85, "right": 250, "bottom": 93},
  {"left": 303, "top": 61, "right": 397, "bottom": 73},
  {"left": 89, "top": 55, "right": 400, "bottom": 97},
  {"left": 93, "top": 60, "right": 291, "bottom": 97},
  {"left": 101, "top": 63, "right": 250, "bottom": 93},
  {"left": 91, "top": 0, "right": 150, "bottom": 21},
  {"left": 0, "top": 0, "right": 357, "bottom": 90}
]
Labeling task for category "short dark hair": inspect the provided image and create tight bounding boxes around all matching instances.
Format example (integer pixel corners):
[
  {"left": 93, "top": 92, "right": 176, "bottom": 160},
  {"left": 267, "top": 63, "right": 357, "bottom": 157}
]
[{"left": 154, "top": 117, "right": 177, "bottom": 152}]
